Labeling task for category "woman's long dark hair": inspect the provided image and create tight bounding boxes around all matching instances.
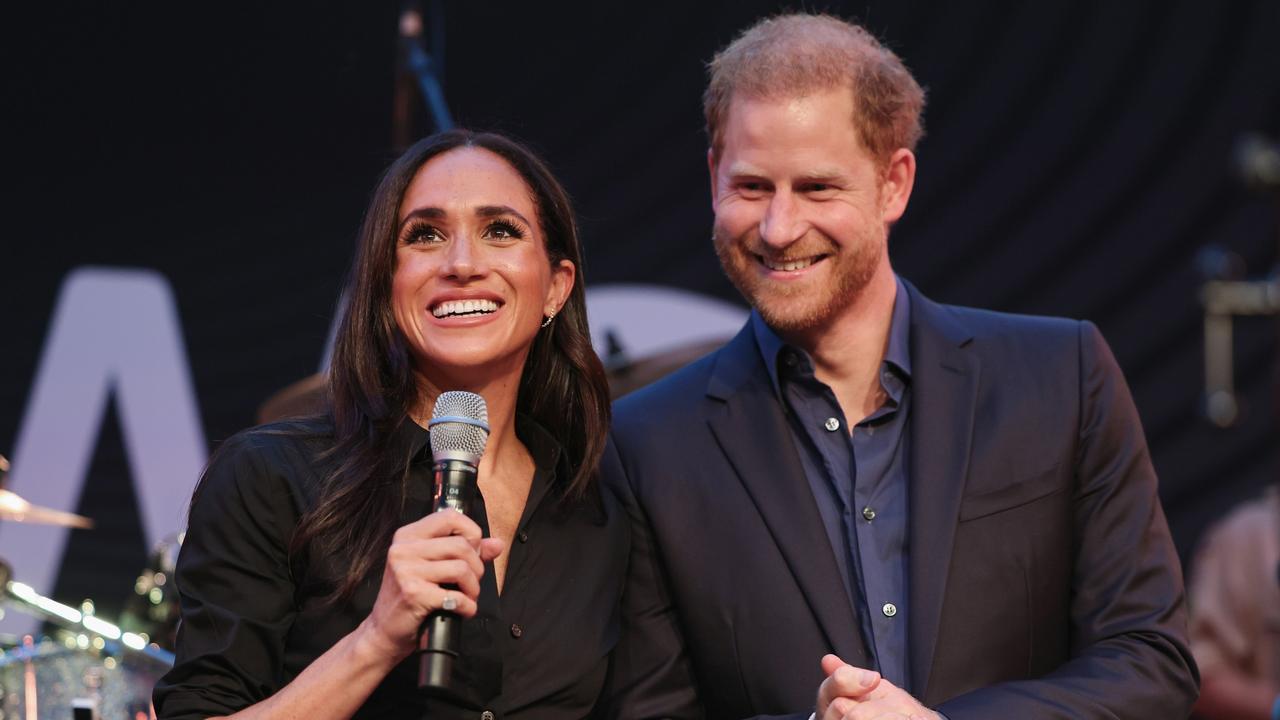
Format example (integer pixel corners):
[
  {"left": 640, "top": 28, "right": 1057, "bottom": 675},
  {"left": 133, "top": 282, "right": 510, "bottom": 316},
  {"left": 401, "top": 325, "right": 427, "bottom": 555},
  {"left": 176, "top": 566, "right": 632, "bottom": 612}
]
[{"left": 294, "top": 130, "right": 611, "bottom": 603}]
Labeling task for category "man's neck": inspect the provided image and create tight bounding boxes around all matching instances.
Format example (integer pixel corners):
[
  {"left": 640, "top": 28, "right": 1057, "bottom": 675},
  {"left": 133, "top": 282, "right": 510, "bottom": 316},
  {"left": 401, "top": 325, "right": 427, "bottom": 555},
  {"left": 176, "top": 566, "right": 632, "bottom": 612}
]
[{"left": 786, "top": 270, "right": 898, "bottom": 424}]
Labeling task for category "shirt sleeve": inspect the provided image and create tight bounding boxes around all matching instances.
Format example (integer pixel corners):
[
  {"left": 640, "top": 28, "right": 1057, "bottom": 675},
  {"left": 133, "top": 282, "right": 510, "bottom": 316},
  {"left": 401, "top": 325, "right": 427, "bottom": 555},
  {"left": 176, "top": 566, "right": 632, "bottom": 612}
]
[{"left": 153, "top": 432, "right": 303, "bottom": 719}]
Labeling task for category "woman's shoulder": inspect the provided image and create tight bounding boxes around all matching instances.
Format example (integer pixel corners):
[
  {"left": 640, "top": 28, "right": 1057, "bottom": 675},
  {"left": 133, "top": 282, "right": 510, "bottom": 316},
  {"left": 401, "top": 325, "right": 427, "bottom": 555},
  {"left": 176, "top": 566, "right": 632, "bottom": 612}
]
[
  {"left": 194, "top": 415, "right": 337, "bottom": 513},
  {"left": 216, "top": 415, "right": 336, "bottom": 460}
]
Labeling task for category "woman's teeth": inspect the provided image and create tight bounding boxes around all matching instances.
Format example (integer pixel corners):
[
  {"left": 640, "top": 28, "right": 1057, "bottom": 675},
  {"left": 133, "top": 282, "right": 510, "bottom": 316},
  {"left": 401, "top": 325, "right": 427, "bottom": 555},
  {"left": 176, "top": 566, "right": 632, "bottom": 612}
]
[{"left": 432, "top": 299, "right": 499, "bottom": 318}]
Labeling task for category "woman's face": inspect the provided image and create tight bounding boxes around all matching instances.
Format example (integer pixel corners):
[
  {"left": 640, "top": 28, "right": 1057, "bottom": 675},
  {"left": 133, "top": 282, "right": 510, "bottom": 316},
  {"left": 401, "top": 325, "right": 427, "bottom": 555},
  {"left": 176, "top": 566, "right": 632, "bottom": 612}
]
[{"left": 391, "top": 147, "right": 574, "bottom": 387}]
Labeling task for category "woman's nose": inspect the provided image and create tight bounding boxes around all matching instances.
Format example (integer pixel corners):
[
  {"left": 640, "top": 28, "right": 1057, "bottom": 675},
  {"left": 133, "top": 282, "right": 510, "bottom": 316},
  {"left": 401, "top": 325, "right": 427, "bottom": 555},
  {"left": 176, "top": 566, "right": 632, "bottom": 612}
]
[{"left": 441, "top": 236, "right": 488, "bottom": 280}]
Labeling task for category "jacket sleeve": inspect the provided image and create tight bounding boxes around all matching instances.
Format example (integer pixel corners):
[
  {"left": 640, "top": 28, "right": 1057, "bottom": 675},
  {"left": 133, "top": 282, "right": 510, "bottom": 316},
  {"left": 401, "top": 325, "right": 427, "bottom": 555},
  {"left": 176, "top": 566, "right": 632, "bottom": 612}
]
[
  {"left": 936, "top": 321, "right": 1199, "bottom": 719},
  {"left": 597, "top": 433, "right": 706, "bottom": 720},
  {"left": 152, "top": 433, "right": 300, "bottom": 719}
]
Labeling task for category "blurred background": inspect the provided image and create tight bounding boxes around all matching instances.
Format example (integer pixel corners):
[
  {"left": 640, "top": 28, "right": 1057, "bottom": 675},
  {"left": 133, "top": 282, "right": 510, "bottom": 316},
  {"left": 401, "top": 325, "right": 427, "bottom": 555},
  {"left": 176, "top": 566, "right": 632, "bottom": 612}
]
[{"left": 2, "top": 0, "right": 1278, "bottom": 680}]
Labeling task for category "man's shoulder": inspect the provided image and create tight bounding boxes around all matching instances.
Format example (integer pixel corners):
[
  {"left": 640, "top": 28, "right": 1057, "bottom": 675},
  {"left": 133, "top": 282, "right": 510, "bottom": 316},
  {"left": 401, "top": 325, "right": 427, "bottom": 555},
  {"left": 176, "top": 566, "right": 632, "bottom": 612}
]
[
  {"left": 918, "top": 294, "right": 1091, "bottom": 365},
  {"left": 927, "top": 296, "right": 1083, "bottom": 341},
  {"left": 613, "top": 348, "right": 722, "bottom": 423}
]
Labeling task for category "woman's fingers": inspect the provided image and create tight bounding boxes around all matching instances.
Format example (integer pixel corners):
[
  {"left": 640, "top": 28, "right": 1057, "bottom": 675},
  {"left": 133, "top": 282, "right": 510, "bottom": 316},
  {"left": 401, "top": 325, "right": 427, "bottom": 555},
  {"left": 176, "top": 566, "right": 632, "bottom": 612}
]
[
  {"left": 478, "top": 537, "right": 505, "bottom": 562},
  {"left": 398, "top": 535, "right": 488, "bottom": 575},
  {"left": 431, "top": 586, "right": 478, "bottom": 618},
  {"left": 425, "top": 508, "right": 484, "bottom": 541}
]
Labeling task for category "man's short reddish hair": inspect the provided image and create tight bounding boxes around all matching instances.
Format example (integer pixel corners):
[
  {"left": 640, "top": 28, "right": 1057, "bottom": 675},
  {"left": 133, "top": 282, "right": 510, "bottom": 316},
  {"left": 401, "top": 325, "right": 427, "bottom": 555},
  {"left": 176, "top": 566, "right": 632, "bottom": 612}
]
[{"left": 704, "top": 13, "right": 926, "bottom": 167}]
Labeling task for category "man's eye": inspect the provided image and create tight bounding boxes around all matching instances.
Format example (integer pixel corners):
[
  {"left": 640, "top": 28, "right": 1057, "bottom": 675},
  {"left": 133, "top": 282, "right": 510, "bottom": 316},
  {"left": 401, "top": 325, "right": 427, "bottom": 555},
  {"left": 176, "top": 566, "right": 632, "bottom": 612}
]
[{"left": 737, "top": 182, "right": 768, "bottom": 197}]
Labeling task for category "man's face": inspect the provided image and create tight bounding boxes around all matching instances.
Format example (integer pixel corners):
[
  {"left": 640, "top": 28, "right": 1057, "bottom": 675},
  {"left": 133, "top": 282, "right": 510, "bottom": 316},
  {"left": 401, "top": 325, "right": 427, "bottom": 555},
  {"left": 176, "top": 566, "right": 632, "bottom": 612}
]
[{"left": 710, "top": 87, "right": 910, "bottom": 336}]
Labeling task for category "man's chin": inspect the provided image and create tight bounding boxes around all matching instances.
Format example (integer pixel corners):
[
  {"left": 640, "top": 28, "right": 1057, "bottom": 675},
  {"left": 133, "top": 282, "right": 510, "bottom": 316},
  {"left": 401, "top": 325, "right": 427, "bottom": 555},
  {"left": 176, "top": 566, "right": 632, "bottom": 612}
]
[{"left": 751, "top": 296, "right": 831, "bottom": 335}]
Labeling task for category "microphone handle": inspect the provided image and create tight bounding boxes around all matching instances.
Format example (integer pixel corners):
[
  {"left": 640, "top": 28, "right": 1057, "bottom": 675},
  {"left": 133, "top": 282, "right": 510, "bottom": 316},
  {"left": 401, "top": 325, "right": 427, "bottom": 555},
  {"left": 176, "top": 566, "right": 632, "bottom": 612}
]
[{"left": 418, "top": 457, "right": 478, "bottom": 699}]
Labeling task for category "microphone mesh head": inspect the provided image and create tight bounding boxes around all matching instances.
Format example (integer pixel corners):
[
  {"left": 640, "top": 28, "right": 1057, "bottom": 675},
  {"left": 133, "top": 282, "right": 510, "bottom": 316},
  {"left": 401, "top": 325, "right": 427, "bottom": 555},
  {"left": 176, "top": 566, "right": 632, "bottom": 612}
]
[{"left": 429, "top": 391, "right": 490, "bottom": 459}]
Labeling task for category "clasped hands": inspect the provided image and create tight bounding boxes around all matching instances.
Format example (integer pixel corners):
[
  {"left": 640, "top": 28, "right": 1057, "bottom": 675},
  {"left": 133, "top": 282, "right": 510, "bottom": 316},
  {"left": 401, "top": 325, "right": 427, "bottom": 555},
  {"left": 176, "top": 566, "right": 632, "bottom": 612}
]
[{"left": 816, "top": 654, "right": 941, "bottom": 720}]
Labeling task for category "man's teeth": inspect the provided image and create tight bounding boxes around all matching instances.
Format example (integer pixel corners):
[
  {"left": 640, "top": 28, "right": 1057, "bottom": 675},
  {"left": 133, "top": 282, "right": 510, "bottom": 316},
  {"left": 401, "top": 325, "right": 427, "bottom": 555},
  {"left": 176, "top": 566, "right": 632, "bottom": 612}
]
[
  {"left": 432, "top": 299, "right": 499, "bottom": 318},
  {"left": 762, "top": 257, "right": 815, "bottom": 272}
]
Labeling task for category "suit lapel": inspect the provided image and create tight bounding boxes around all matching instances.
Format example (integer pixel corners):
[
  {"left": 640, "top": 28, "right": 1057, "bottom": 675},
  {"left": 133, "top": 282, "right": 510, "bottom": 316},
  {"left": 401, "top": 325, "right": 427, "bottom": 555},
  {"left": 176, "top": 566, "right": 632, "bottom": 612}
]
[
  {"left": 705, "top": 322, "right": 870, "bottom": 668},
  {"left": 903, "top": 283, "right": 980, "bottom": 698}
]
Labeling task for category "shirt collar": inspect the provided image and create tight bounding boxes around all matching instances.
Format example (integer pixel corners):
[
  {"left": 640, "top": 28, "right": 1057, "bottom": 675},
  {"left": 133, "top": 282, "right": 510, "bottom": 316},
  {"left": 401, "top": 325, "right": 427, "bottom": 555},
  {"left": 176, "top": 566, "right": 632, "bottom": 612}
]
[
  {"left": 394, "top": 412, "right": 566, "bottom": 479},
  {"left": 753, "top": 274, "right": 913, "bottom": 399}
]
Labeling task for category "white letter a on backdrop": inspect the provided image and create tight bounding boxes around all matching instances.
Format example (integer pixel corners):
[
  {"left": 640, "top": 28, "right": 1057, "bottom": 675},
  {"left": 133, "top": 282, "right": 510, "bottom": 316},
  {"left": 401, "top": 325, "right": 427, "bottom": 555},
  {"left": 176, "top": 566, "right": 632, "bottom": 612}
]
[{"left": 1, "top": 267, "right": 206, "bottom": 635}]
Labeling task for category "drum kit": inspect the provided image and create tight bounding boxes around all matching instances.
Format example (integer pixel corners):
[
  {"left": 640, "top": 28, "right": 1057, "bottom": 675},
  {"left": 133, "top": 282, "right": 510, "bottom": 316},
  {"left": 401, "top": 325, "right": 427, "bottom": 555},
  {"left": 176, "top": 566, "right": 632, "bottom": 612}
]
[{"left": 0, "top": 455, "right": 176, "bottom": 720}]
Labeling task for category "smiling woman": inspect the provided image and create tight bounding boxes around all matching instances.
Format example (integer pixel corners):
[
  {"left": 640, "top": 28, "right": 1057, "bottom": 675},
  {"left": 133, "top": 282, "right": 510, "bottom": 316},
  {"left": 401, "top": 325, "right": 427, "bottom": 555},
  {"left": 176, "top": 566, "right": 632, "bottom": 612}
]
[
  {"left": 152, "top": 130, "right": 617, "bottom": 719},
  {"left": 391, "top": 147, "right": 575, "bottom": 394}
]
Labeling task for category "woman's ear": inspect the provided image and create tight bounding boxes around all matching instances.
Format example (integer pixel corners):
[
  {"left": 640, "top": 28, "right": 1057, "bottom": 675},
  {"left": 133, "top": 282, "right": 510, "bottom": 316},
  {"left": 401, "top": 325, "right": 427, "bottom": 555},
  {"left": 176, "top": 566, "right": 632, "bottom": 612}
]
[{"left": 546, "top": 259, "right": 576, "bottom": 316}]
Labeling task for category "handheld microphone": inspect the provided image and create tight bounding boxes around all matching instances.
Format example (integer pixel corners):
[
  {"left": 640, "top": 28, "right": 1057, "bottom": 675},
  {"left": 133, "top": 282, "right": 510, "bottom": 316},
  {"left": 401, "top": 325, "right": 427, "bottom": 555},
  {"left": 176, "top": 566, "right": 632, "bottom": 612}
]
[{"left": 418, "top": 391, "right": 489, "bottom": 698}]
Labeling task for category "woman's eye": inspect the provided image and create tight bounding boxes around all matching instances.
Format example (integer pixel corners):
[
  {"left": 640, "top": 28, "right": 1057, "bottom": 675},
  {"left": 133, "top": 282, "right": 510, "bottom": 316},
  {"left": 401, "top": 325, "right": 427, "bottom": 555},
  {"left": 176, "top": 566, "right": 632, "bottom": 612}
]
[
  {"left": 484, "top": 221, "right": 524, "bottom": 240},
  {"left": 406, "top": 225, "right": 443, "bottom": 244}
]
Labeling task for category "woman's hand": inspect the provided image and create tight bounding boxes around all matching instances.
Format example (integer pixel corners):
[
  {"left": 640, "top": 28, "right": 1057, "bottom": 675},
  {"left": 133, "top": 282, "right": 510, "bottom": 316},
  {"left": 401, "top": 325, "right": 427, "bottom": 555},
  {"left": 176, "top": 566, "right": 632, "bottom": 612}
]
[{"left": 357, "top": 510, "right": 504, "bottom": 662}]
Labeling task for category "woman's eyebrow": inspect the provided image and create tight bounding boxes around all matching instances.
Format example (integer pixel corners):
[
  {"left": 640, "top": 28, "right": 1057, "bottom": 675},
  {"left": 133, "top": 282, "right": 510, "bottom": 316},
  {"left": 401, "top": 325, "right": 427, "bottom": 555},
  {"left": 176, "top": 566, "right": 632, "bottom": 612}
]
[
  {"left": 475, "top": 205, "right": 532, "bottom": 227},
  {"left": 398, "top": 206, "right": 446, "bottom": 232}
]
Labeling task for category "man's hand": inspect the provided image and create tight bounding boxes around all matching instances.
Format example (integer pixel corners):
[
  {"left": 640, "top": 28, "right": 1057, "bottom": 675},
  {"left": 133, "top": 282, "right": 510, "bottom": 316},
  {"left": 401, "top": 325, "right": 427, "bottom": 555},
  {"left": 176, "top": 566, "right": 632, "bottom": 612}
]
[{"left": 815, "top": 654, "right": 941, "bottom": 720}]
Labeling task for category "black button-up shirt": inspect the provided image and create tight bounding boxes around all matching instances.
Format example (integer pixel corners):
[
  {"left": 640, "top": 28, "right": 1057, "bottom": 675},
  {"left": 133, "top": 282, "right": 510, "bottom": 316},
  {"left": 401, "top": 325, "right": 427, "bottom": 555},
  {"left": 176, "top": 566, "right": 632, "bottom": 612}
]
[
  {"left": 154, "top": 415, "right": 625, "bottom": 719},
  {"left": 754, "top": 277, "right": 913, "bottom": 687}
]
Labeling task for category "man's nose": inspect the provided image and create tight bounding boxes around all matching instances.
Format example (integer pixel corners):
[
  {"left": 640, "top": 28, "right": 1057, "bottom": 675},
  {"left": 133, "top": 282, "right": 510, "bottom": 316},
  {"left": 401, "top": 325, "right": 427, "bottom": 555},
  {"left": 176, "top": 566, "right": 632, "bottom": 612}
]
[{"left": 759, "top": 191, "right": 805, "bottom": 249}]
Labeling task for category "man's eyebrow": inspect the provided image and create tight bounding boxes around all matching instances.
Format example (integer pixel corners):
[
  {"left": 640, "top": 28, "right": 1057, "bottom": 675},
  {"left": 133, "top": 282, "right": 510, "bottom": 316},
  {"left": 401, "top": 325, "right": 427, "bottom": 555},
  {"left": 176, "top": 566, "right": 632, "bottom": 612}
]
[
  {"left": 796, "top": 169, "right": 845, "bottom": 182},
  {"left": 725, "top": 163, "right": 766, "bottom": 177}
]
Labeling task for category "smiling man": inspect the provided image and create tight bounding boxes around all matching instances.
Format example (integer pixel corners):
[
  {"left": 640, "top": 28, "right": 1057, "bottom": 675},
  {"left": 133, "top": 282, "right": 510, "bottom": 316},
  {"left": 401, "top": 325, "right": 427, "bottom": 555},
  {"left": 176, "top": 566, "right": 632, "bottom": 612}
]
[{"left": 600, "top": 13, "right": 1199, "bottom": 720}]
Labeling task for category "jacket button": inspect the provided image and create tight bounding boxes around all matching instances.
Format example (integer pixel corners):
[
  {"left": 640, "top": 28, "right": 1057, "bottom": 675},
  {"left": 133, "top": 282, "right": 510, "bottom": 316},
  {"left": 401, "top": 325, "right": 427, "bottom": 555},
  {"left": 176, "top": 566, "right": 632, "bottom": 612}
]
[{"left": 510, "top": 623, "right": 523, "bottom": 638}]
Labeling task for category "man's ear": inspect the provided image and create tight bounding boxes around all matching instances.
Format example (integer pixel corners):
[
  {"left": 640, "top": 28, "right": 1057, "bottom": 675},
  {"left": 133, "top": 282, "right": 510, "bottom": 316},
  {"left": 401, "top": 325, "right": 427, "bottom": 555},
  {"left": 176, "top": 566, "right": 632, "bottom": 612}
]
[
  {"left": 879, "top": 148, "right": 916, "bottom": 224},
  {"left": 708, "top": 147, "right": 719, "bottom": 209}
]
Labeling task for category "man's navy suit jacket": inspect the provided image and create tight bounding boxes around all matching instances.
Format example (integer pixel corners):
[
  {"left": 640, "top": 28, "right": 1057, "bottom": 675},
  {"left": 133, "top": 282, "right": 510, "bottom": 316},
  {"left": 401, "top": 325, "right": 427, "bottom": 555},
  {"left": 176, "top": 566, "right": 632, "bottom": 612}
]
[{"left": 599, "top": 282, "right": 1198, "bottom": 719}]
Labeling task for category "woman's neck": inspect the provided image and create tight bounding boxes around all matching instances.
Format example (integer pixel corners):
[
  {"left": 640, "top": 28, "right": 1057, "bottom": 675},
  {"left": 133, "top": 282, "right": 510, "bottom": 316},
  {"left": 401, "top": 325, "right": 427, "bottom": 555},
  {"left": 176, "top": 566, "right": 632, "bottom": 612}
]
[{"left": 410, "top": 366, "right": 526, "bottom": 482}]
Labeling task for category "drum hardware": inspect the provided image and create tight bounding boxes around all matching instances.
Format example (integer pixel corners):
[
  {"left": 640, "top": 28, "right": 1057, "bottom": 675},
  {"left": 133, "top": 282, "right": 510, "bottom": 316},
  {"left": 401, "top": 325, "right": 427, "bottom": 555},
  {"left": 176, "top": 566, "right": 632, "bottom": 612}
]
[
  {"left": 0, "top": 456, "right": 93, "bottom": 529},
  {"left": 119, "top": 535, "right": 182, "bottom": 653},
  {"left": 1198, "top": 133, "right": 1280, "bottom": 427},
  {"left": 1, "top": 576, "right": 172, "bottom": 720},
  {"left": 3, "top": 581, "right": 171, "bottom": 665},
  {"left": 0, "top": 457, "right": 173, "bottom": 717}
]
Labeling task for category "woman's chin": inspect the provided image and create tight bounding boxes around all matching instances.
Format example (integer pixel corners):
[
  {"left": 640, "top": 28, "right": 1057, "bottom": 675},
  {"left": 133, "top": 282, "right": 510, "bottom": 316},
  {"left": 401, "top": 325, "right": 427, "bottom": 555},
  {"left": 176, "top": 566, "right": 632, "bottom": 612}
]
[{"left": 415, "top": 345, "right": 530, "bottom": 387}]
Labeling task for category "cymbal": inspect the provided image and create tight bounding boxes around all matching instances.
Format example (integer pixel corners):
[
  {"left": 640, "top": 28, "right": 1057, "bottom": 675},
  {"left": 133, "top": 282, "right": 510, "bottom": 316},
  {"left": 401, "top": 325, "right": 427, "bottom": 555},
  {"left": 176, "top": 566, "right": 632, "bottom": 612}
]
[{"left": 0, "top": 489, "right": 93, "bottom": 529}]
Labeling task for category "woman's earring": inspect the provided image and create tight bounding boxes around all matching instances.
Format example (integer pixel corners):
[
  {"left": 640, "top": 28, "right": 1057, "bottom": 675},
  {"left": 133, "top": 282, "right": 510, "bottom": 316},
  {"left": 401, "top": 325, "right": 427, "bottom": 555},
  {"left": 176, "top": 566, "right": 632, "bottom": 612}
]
[{"left": 541, "top": 312, "right": 555, "bottom": 329}]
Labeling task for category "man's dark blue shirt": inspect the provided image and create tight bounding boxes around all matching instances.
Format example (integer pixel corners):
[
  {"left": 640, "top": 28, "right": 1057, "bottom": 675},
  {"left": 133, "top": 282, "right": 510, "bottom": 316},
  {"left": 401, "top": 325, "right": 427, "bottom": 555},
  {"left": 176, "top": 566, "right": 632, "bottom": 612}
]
[{"left": 753, "top": 276, "right": 913, "bottom": 688}]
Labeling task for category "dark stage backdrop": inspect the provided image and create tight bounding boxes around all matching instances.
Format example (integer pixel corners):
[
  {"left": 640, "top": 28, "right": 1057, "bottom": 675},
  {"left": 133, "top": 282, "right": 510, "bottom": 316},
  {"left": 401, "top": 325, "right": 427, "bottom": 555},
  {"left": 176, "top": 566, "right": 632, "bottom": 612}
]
[{"left": 3, "top": 1, "right": 1278, "bottom": 630}]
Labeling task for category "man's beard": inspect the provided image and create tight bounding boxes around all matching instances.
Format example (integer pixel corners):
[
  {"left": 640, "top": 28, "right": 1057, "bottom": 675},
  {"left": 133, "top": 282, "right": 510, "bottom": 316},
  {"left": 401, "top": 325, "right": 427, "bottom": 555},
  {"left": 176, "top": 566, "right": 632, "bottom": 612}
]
[{"left": 713, "top": 222, "right": 884, "bottom": 335}]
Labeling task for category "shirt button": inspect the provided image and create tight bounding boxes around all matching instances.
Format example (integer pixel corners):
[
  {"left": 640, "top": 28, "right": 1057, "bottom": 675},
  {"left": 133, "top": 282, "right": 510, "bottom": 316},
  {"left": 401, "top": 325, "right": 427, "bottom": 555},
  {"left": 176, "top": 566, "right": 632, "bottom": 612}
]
[
  {"left": 510, "top": 623, "right": 523, "bottom": 638},
  {"left": 517, "top": 530, "right": 529, "bottom": 543},
  {"left": 862, "top": 506, "right": 876, "bottom": 522},
  {"left": 882, "top": 602, "right": 897, "bottom": 618},
  {"left": 481, "top": 712, "right": 495, "bottom": 720},
  {"left": 824, "top": 417, "right": 840, "bottom": 432}
]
